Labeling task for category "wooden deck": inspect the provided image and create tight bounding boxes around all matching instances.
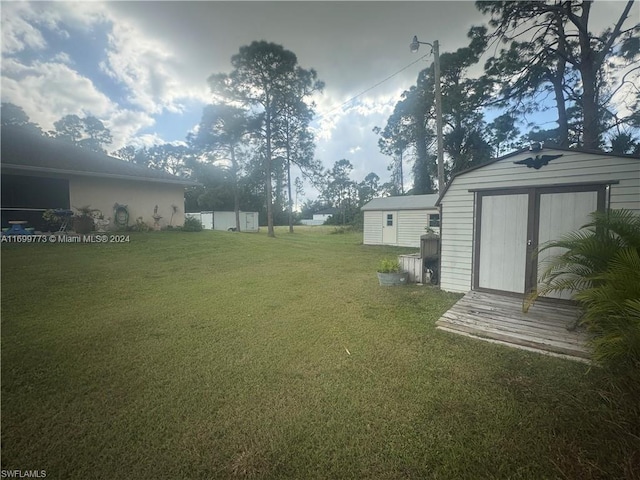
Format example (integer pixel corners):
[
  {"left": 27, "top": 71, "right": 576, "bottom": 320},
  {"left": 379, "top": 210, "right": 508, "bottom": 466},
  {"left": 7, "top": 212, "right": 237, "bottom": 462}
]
[{"left": 436, "top": 291, "right": 590, "bottom": 361}]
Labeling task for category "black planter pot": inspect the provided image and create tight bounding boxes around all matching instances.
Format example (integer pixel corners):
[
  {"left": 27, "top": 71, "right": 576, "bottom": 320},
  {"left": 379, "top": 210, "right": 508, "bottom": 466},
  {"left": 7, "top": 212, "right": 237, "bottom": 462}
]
[{"left": 72, "top": 216, "right": 94, "bottom": 234}]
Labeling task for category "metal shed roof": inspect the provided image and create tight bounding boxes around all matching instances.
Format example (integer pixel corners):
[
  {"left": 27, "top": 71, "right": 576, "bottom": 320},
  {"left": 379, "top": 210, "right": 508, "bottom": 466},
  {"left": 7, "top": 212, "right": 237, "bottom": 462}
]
[{"left": 361, "top": 194, "right": 439, "bottom": 211}]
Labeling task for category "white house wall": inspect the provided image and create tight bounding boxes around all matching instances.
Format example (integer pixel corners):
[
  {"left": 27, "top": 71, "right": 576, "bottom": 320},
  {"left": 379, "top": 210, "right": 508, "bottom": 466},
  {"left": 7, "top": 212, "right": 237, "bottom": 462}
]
[
  {"left": 69, "top": 176, "right": 186, "bottom": 229},
  {"left": 439, "top": 149, "right": 640, "bottom": 294}
]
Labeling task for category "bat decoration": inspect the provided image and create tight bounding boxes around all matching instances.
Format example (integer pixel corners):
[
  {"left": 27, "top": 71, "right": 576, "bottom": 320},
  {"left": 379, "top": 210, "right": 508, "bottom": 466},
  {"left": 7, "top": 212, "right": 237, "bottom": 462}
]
[{"left": 513, "top": 154, "right": 563, "bottom": 170}]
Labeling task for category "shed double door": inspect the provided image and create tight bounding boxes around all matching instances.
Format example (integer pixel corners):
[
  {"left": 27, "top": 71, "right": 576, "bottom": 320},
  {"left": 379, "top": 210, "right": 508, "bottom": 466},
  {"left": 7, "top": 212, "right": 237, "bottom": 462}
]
[{"left": 474, "top": 185, "right": 604, "bottom": 296}]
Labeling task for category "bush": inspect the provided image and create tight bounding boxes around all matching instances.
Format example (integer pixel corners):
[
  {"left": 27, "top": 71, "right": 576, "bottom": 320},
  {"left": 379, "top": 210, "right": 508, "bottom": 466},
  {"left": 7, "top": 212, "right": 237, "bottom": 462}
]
[
  {"left": 181, "top": 216, "right": 203, "bottom": 232},
  {"left": 377, "top": 258, "right": 401, "bottom": 273},
  {"left": 128, "top": 217, "right": 150, "bottom": 232},
  {"left": 42, "top": 209, "right": 64, "bottom": 231},
  {"left": 529, "top": 209, "right": 640, "bottom": 374},
  {"left": 330, "top": 225, "right": 355, "bottom": 234}
]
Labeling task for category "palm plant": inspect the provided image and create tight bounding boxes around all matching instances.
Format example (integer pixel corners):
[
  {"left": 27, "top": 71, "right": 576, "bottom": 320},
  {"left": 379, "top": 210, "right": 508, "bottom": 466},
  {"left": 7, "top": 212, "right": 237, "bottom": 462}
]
[{"left": 527, "top": 209, "right": 640, "bottom": 370}]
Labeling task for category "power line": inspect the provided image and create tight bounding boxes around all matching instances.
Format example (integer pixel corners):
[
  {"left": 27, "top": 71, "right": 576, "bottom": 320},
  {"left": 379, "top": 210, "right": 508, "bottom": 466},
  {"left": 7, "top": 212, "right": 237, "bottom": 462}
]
[{"left": 314, "top": 54, "right": 429, "bottom": 121}]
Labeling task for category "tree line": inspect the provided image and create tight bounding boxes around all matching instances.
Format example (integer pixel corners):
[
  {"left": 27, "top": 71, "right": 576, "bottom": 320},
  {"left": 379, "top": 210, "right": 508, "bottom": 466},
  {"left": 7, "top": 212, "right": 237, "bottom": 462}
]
[
  {"left": 4, "top": 2, "right": 638, "bottom": 228},
  {"left": 1, "top": 40, "right": 391, "bottom": 234},
  {"left": 376, "top": 0, "right": 639, "bottom": 195}
]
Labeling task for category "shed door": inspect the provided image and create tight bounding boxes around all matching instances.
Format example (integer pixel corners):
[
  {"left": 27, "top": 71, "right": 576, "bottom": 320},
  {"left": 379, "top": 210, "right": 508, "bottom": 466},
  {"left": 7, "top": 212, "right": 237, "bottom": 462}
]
[
  {"left": 536, "top": 190, "right": 599, "bottom": 299},
  {"left": 245, "top": 212, "right": 257, "bottom": 231},
  {"left": 474, "top": 185, "right": 604, "bottom": 296},
  {"left": 382, "top": 211, "right": 397, "bottom": 244},
  {"left": 200, "top": 212, "right": 213, "bottom": 229},
  {"left": 477, "top": 194, "right": 529, "bottom": 293}
]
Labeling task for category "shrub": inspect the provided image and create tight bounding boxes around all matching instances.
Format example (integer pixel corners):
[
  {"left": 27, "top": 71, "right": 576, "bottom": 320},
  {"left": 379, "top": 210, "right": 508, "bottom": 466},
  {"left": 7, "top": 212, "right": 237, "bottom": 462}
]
[
  {"left": 128, "top": 217, "right": 151, "bottom": 232},
  {"left": 330, "top": 225, "right": 355, "bottom": 234},
  {"left": 181, "top": 216, "right": 203, "bottom": 232},
  {"left": 377, "top": 258, "right": 401, "bottom": 273},
  {"left": 42, "top": 209, "right": 64, "bottom": 231},
  {"left": 529, "top": 209, "right": 640, "bottom": 373}
]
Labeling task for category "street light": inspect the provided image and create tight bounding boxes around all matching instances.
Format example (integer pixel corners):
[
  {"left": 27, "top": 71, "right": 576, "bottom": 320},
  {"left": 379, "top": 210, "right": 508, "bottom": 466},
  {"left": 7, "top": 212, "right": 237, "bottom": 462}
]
[{"left": 410, "top": 35, "right": 444, "bottom": 192}]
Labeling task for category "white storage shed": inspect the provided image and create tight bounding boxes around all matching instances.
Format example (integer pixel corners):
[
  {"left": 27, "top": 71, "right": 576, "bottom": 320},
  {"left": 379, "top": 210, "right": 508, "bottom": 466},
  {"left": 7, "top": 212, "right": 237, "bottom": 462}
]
[
  {"left": 185, "top": 211, "right": 259, "bottom": 232},
  {"left": 213, "top": 211, "right": 259, "bottom": 232},
  {"left": 436, "top": 145, "right": 640, "bottom": 296},
  {"left": 361, "top": 194, "right": 440, "bottom": 248}
]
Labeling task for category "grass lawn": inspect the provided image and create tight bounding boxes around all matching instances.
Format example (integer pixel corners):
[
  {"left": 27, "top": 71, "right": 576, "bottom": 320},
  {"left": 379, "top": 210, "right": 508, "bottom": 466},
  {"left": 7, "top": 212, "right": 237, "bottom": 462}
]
[{"left": 1, "top": 227, "right": 638, "bottom": 479}]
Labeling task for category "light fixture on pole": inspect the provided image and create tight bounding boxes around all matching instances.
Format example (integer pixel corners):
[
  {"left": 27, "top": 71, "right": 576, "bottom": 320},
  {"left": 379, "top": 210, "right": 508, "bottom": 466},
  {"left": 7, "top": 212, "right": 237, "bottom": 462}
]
[{"left": 410, "top": 35, "right": 444, "bottom": 192}]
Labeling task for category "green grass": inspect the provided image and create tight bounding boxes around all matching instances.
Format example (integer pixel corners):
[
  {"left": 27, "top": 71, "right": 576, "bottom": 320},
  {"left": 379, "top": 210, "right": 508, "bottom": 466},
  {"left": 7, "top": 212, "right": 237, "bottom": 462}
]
[{"left": 2, "top": 227, "right": 639, "bottom": 479}]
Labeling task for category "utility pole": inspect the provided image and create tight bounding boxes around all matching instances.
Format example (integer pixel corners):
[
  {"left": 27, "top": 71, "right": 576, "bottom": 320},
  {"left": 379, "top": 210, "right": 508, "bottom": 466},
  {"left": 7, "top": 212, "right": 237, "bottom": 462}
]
[{"left": 411, "top": 36, "right": 445, "bottom": 191}]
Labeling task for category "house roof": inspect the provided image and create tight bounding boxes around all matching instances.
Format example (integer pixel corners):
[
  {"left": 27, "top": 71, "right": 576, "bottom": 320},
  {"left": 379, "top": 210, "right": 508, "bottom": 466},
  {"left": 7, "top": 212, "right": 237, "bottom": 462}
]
[
  {"left": 361, "top": 194, "right": 439, "bottom": 211},
  {"left": 1, "top": 126, "right": 198, "bottom": 186},
  {"left": 315, "top": 207, "right": 338, "bottom": 215},
  {"left": 435, "top": 145, "right": 640, "bottom": 206}
]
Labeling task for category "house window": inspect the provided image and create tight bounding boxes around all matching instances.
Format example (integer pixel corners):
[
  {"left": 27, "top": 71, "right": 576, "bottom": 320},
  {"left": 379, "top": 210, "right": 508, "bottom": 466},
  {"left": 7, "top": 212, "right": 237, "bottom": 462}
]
[
  {"left": 386, "top": 214, "right": 393, "bottom": 226},
  {"left": 429, "top": 213, "right": 440, "bottom": 228}
]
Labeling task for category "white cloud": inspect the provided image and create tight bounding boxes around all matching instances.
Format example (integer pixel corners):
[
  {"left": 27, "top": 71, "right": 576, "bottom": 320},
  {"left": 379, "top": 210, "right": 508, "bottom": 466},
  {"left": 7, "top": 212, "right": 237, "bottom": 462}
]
[
  {"left": 100, "top": 20, "right": 208, "bottom": 115},
  {"left": 1, "top": 58, "right": 113, "bottom": 130},
  {"left": 107, "top": 109, "right": 156, "bottom": 150},
  {"left": 51, "top": 52, "right": 73, "bottom": 65},
  {"left": 1, "top": 3, "right": 47, "bottom": 54},
  {"left": 127, "top": 133, "right": 168, "bottom": 150}
]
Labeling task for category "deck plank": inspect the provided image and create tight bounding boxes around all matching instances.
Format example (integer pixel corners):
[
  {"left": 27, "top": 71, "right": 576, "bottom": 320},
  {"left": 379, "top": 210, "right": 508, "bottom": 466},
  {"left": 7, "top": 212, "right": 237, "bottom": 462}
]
[{"left": 436, "top": 291, "right": 590, "bottom": 360}]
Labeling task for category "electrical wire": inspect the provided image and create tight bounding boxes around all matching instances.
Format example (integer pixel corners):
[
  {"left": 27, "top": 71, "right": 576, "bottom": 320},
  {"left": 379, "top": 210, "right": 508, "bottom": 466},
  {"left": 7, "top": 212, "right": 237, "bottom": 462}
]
[{"left": 314, "top": 54, "right": 430, "bottom": 121}]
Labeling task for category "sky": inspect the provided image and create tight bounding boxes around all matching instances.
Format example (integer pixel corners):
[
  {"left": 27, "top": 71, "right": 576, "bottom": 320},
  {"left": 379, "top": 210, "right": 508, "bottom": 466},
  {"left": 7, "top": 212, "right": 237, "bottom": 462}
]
[{"left": 2, "top": 1, "right": 638, "bottom": 200}]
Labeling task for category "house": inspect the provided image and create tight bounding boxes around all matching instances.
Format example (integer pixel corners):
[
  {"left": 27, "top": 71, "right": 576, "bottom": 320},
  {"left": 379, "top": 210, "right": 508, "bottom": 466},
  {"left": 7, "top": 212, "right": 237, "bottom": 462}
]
[
  {"left": 1, "top": 126, "right": 197, "bottom": 231},
  {"left": 300, "top": 207, "right": 338, "bottom": 226},
  {"left": 436, "top": 145, "right": 640, "bottom": 296},
  {"left": 313, "top": 207, "right": 338, "bottom": 223},
  {"left": 361, "top": 194, "right": 439, "bottom": 248}
]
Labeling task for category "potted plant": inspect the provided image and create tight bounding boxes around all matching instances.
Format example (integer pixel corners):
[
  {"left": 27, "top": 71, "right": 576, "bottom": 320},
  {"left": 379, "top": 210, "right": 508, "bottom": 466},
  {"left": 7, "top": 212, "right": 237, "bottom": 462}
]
[
  {"left": 72, "top": 206, "right": 100, "bottom": 234},
  {"left": 376, "top": 258, "right": 409, "bottom": 286}
]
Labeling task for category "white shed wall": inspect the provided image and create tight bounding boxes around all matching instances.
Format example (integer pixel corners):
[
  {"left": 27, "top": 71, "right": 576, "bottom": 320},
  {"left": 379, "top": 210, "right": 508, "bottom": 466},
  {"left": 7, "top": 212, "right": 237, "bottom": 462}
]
[
  {"left": 363, "top": 209, "right": 439, "bottom": 247},
  {"left": 439, "top": 149, "right": 640, "bottom": 293},
  {"left": 363, "top": 211, "right": 383, "bottom": 245},
  {"left": 397, "top": 209, "right": 439, "bottom": 247}
]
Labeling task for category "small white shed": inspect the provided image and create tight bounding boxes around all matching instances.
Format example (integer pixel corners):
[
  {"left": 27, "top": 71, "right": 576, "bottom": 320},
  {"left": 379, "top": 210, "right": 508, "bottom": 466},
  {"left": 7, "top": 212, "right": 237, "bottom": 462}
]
[
  {"left": 436, "top": 146, "right": 640, "bottom": 296},
  {"left": 362, "top": 194, "right": 440, "bottom": 247},
  {"left": 185, "top": 211, "right": 259, "bottom": 232},
  {"left": 213, "top": 211, "right": 259, "bottom": 232}
]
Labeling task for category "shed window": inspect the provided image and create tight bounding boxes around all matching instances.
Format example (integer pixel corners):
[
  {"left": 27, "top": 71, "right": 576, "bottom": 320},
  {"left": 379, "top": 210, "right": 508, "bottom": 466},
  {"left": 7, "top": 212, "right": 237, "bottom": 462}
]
[
  {"left": 386, "top": 214, "right": 393, "bottom": 226},
  {"left": 429, "top": 214, "right": 440, "bottom": 227}
]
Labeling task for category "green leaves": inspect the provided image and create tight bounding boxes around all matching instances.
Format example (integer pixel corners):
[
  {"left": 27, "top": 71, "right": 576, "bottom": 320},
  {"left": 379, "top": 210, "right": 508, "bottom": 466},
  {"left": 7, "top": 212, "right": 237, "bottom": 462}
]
[{"left": 529, "top": 209, "right": 640, "bottom": 371}]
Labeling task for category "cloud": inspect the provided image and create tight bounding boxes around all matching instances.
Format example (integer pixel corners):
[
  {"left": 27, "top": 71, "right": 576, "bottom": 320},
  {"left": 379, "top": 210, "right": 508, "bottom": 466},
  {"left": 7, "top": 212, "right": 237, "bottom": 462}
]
[
  {"left": 1, "top": 58, "right": 113, "bottom": 130},
  {"left": 107, "top": 109, "right": 156, "bottom": 150},
  {"left": 1, "top": 3, "right": 47, "bottom": 54},
  {"left": 99, "top": 19, "right": 209, "bottom": 115},
  {"left": 1, "top": 2, "right": 211, "bottom": 151}
]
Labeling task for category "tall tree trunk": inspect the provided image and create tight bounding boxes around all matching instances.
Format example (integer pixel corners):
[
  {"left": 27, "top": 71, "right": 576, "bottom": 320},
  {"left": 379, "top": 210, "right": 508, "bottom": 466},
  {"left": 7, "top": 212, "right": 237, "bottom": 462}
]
[
  {"left": 580, "top": 62, "right": 600, "bottom": 149},
  {"left": 575, "top": 0, "right": 600, "bottom": 149},
  {"left": 285, "top": 113, "right": 293, "bottom": 233},
  {"left": 413, "top": 114, "right": 430, "bottom": 194},
  {"left": 265, "top": 104, "right": 275, "bottom": 237},
  {"left": 286, "top": 155, "right": 294, "bottom": 233},
  {"left": 399, "top": 150, "right": 404, "bottom": 194},
  {"left": 231, "top": 147, "right": 241, "bottom": 232},
  {"left": 553, "top": 14, "right": 569, "bottom": 147}
]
